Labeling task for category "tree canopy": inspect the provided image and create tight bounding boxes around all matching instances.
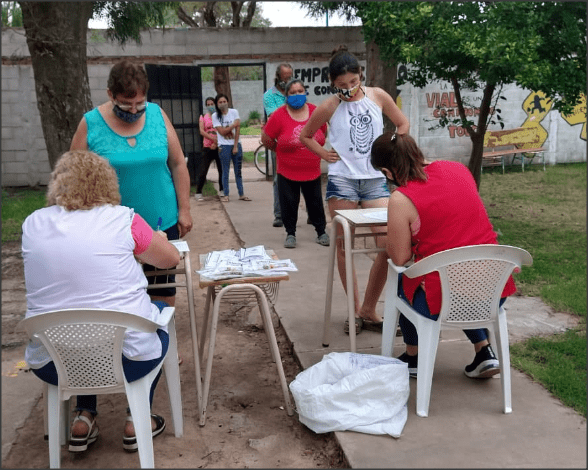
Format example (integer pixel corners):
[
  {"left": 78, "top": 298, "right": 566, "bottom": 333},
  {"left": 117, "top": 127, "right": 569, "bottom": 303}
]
[{"left": 302, "top": 1, "right": 587, "bottom": 186}]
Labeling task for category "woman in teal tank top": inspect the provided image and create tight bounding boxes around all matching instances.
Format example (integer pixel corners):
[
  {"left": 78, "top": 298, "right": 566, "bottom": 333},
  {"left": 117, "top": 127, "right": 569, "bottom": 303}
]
[{"left": 70, "top": 60, "right": 193, "bottom": 308}]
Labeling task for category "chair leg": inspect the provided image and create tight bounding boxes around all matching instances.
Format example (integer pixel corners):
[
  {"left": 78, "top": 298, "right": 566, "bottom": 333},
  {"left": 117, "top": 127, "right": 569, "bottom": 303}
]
[
  {"left": 126, "top": 377, "right": 157, "bottom": 468},
  {"left": 381, "top": 266, "right": 400, "bottom": 357},
  {"left": 47, "top": 384, "right": 61, "bottom": 468},
  {"left": 43, "top": 382, "right": 49, "bottom": 440},
  {"left": 162, "top": 315, "right": 184, "bottom": 437},
  {"left": 414, "top": 320, "right": 441, "bottom": 418},
  {"left": 495, "top": 314, "right": 512, "bottom": 414}
]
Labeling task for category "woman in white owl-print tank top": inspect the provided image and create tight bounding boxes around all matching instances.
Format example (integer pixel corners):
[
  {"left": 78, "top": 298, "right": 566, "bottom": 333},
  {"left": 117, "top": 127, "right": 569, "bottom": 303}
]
[
  {"left": 300, "top": 45, "right": 410, "bottom": 334},
  {"left": 328, "top": 87, "right": 385, "bottom": 178}
]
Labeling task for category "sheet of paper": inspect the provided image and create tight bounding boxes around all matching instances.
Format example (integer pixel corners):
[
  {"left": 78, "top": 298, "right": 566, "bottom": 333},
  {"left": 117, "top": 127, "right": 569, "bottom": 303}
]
[
  {"left": 170, "top": 240, "right": 189, "bottom": 252},
  {"left": 197, "top": 246, "right": 298, "bottom": 280}
]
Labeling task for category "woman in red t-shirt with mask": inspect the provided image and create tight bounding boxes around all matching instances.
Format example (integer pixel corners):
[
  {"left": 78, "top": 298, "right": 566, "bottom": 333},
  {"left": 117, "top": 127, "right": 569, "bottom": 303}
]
[{"left": 262, "top": 79, "right": 329, "bottom": 249}]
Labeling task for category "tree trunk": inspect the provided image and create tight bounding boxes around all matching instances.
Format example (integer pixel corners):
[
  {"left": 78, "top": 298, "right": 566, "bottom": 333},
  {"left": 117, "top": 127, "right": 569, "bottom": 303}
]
[
  {"left": 462, "top": 82, "right": 495, "bottom": 189},
  {"left": 365, "top": 40, "right": 398, "bottom": 134},
  {"left": 21, "top": 1, "right": 94, "bottom": 170},
  {"left": 242, "top": 1, "right": 256, "bottom": 28},
  {"left": 214, "top": 66, "right": 233, "bottom": 106},
  {"left": 230, "top": 1, "right": 243, "bottom": 27},
  {"left": 203, "top": 2, "right": 217, "bottom": 27}
]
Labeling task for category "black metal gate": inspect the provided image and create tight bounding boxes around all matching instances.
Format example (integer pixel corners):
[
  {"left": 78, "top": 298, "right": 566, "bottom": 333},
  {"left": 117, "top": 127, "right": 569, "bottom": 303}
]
[{"left": 145, "top": 64, "right": 202, "bottom": 184}]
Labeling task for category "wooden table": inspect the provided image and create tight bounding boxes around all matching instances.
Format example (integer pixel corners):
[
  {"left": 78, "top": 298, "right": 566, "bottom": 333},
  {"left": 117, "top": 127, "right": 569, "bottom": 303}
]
[
  {"left": 197, "top": 251, "right": 293, "bottom": 426},
  {"left": 323, "top": 208, "right": 388, "bottom": 352}
]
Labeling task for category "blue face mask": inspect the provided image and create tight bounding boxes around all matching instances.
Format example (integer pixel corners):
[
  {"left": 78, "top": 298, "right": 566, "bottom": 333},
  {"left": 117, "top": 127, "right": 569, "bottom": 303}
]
[
  {"left": 206, "top": 105, "right": 216, "bottom": 114},
  {"left": 286, "top": 94, "right": 307, "bottom": 109},
  {"left": 113, "top": 104, "right": 145, "bottom": 123}
]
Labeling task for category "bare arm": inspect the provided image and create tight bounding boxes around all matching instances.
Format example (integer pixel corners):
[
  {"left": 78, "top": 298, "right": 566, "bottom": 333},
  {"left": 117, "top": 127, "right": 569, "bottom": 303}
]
[
  {"left": 69, "top": 117, "right": 89, "bottom": 150},
  {"left": 373, "top": 87, "right": 410, "bottom": 135},
  {"left": 232, "top": 119, "right": 240, "bottom": 154},
  {"left": 199, "top": 117, "right": 217, "bottom": 142},
  {"left": 261, "top": 130, "right": 277, "bottom": 151},
  {"left": 299, "top": 97, "right": 340, "bottom": 163},
  {"left": 162, "top": 109, "right": 193, "bottom": 238},
  {"left": 136, "top": 230, "right": 180, "bottom": 268},
  {"left": 386, "top": 191, "right": 417, "bottom": 266}
]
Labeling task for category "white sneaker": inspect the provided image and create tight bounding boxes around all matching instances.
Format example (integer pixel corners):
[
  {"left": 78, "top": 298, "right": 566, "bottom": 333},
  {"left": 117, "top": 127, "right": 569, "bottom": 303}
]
[{"left": 195, "top": 193, "right": 203, "bottom": 201}]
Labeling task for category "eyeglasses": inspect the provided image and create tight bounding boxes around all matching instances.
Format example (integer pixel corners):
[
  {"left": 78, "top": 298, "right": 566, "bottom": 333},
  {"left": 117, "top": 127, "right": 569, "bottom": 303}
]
[{"left": 114, "top": 100, "right": 147, "bottom": 112}]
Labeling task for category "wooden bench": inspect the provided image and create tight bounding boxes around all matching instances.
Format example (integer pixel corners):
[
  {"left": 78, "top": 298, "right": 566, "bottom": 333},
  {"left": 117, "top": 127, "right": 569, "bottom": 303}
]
[{"left": 482, "top": 127, "right": 546, "bottom": 173}]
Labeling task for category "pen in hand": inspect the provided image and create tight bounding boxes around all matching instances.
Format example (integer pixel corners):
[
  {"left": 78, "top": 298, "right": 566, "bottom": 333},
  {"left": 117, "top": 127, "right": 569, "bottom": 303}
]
[{"left": 156, "top": 217, "right": 162, "bottom": 232}]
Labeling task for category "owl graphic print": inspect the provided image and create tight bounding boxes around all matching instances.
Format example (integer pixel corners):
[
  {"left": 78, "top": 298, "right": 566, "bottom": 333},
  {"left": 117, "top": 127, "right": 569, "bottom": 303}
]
[{"left": 328, "top": 90, "right": 385, "bottom": 179}]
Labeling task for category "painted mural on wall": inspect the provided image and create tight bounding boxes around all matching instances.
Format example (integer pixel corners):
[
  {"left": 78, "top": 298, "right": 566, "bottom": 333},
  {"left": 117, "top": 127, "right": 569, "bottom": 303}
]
[{"left": 561, "top": 94, "right": 587, "bottom": 141}]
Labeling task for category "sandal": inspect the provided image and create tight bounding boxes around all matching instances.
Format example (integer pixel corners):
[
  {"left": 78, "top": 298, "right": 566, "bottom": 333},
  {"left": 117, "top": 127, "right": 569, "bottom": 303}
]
[
  {"left": 239, "top": 195, "right": 252, "bottom": 201},
  {"left": 220, "top": 196, "right": 229, "bottom": 202},
  {"left": 362, "top": 318, "right": 384, "bottom": 332},
  {"left": 69, "top": 413, "right": 99, "bottom": 453},
  {"left": 343, "top": 317, "right": 363, "bottom": 335},
  {"left": 122, "top": 414, "right": 166, "bottom": 453}
]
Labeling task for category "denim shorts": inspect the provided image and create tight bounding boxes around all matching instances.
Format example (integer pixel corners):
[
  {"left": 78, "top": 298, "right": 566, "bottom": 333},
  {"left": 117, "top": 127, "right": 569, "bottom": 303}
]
[{"left": 325, "top": 175, "right": 390, "bottom": 202}]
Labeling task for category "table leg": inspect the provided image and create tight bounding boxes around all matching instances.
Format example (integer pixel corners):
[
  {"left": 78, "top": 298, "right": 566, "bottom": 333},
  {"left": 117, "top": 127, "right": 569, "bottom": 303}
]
[
  {"left": 340, "top": 219, "right": 357, "bottom": 353},
  {"left": 199, "top": 286, "right": 223, "bottom": 426},
  {"left": 254, "top": 286, "right": 294, "bottom": 416},
  {"left": 322, "top": 217, "right": 339, "bottom": 347},
  {"left": 199, "top": 286, "right": 214, "bottom": 361},
  {"left": 183, "top": 252, "right": 203, "bottom": 415}
]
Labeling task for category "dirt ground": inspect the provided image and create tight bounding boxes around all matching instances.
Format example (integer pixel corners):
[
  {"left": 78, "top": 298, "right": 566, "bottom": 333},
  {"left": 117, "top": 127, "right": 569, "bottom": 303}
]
[{"left": 1, "top": 194, "right": 348, "bottom": 468}]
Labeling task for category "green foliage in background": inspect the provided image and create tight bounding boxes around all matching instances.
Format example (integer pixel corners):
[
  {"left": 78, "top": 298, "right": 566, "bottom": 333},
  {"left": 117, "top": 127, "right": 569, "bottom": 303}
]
[{"left": 480, "top": 163, "right": 586, "bottom": 417}]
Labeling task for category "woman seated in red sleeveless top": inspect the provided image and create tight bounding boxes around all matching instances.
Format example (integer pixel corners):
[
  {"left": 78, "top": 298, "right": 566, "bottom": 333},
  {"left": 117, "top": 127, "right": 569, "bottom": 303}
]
[{"left": 370, "top": 132, "right": 517, "bottom": 379}]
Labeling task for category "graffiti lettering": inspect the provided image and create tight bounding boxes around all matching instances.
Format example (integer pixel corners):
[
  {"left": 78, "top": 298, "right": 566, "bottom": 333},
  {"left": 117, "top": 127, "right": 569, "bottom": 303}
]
[
  {"left": 294, "top": 67, "right": 329, "bottom": 83},
  {"left": 426, "top": 92, "right": 459, "bottom": 108},
  {"left": 314, "top": 85, "right": 336, "bottom": 96},
  {"left": 448, "top": 125, "right": 476, "bottom": 138}
]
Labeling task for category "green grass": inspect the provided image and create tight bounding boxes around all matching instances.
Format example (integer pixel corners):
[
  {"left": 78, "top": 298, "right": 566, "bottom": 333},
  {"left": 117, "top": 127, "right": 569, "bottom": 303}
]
[
  {"left": 240, "top": 126, "right": 262, "bottom": 136},
  {"left": 480, "top": 162, "right": 586, "bottom": 416},
  {"left": 2, "top": 187, "right": 47, "bottom": 242}
]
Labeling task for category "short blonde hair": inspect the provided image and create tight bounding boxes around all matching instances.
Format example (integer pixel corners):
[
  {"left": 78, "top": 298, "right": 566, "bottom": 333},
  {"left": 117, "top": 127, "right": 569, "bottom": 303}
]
[{"left": 46, "top": 150, "right": 121, "bottom": 210}]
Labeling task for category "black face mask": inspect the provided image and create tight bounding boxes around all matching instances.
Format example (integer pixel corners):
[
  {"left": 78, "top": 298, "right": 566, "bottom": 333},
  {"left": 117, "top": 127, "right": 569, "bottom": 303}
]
[{"left": 113, "top": 104, "right": 146, "bottom": 123}]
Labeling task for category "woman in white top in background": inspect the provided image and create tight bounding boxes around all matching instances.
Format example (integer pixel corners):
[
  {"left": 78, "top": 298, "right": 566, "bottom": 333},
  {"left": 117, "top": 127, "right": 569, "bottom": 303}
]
[
  {"left": 300, "top": 45, "right": 410, "bottom": 335},
  {"left": 212, "top": 93, "right": 251, "bottom": 202}
]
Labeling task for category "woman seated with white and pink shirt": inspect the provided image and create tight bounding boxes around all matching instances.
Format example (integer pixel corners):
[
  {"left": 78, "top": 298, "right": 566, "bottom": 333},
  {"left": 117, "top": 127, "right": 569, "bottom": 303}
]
[{"left": 22, "top": 150, "right": 180, "bottom": 454}]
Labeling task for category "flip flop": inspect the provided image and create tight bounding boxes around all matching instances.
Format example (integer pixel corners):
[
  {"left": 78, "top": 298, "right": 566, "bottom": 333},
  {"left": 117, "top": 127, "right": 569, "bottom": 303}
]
[
  {"left": 220, "top": 196, "right": 229, "bottom": 202},
  {"left": 343, "top": 317, "right": 363, "bottom": 335},
  {"left": 123, "top": 414, "right": 166, "bottom": 453},
  {"left": 362, "top": 318, "right": 384, "bottom": 332},
  {"left": 69, "top": 413, "right": 99, "bottom": 452},
  {"left": 239, "top": 195, "right": 252, "bottom": 201}
]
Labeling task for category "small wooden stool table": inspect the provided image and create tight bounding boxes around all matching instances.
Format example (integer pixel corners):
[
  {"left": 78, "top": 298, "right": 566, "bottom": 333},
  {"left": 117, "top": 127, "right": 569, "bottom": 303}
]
[{"left": 198, "top": 251, "right": 294, "bottom": 426}]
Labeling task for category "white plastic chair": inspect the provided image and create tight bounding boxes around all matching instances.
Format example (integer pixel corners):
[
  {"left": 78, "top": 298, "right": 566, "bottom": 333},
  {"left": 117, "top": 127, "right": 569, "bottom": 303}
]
[
  {"left": 18, "top": 308, "right": 184, "bottom": 468},
  {"left": 381, "top": 245, "right": 533, "bottom": 417}
]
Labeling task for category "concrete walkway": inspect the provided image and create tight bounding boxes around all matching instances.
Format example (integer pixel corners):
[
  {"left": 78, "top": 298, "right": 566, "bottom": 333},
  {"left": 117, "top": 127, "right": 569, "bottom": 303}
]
[{"left": 217, "top": 164, "right": 586, "bottom": 468}]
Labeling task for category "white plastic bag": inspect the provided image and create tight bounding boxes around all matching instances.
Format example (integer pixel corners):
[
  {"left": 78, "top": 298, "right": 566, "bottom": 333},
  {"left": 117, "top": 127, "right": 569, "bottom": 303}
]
[{"left": 289, "top": 352, "right": 409, "bottom": 437}]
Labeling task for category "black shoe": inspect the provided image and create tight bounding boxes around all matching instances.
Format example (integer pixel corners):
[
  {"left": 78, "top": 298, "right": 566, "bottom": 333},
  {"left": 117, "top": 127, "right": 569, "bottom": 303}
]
[
  {"left": 464, "top": 345, "right": 500, "bottom": 378},
  {"left": 397, "top": 352, "right": 418, "bottom": 378},
  {"left": 273, "top": 218, "right": 283, "bottom": 227}
]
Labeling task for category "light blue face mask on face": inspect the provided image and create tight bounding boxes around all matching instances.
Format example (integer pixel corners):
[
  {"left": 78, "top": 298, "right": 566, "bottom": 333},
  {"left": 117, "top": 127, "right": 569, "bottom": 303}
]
[
  {"left": 286, "top": 94, "right": 307, "bottom": 109},
  {"left": 207, "top": 105, "right": 216, "bottom": 114}
]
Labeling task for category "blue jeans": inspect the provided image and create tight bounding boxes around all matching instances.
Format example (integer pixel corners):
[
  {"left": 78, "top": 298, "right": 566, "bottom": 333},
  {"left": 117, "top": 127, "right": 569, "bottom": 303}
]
[
  {"left": 219, "top": 143, "right": 244, "bottom": 197},
  {"left": 397, "top": 274, "right": 506, "bottom": 346},
  {"left": 31, "top": 301, "right": 170, "bottom": 416}
]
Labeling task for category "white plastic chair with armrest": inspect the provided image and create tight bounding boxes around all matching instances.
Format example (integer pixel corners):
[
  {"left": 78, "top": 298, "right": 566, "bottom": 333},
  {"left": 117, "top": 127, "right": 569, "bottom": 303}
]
[
  {"left": 18, "top": 308, "right": 184, "bottom": 469},
  {"left": 381, "top": 245, "right": 533, "bottom": 417}
]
